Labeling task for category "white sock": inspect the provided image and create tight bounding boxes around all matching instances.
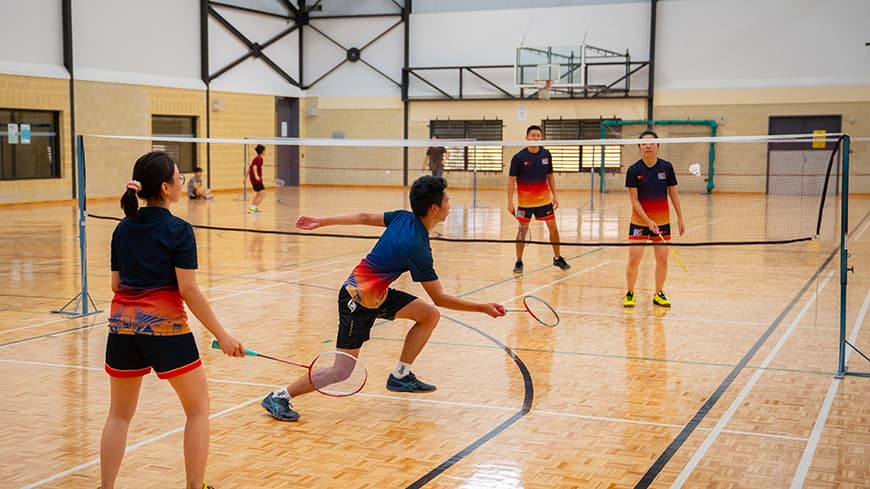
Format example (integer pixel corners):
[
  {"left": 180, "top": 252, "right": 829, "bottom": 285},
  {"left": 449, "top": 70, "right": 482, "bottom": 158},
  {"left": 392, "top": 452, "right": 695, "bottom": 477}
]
[
  {"left": 393, "top": 361, "right": 413, "bottom": 379},
  {"left": 249, "top": 204, "right": 257, "bottom": 210},
  {"left": 272, "top": 388, "right": 291, "bottom": 400}
]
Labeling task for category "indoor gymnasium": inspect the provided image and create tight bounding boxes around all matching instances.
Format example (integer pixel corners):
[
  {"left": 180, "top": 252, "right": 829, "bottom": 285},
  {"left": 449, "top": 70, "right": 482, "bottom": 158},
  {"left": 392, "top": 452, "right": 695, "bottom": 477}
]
[{"left": 0, "top": 1, "right": 868, "bottom": 488}]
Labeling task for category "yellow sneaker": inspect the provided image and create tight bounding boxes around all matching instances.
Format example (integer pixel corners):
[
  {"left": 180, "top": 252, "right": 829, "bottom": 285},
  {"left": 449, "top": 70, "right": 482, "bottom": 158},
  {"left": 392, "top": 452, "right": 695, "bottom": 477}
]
[
  {"left": 623, "top": 291, "right": 635, "bottom": 307},
  {"left": 653, "top": 291, "right": 671, "bottom": 307}
]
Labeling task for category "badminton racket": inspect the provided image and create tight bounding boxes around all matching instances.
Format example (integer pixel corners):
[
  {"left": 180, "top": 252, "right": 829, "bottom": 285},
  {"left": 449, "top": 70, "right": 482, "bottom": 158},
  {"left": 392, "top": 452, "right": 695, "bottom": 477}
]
[
  {"left": 498, "top": 295, "right": 560, "bottom": 327},
  {"left": 657, "top": 233, "right": 688, "bottom": 272},
  {"left": 211, "top": 340, "right": 367, "bottom": 397}
]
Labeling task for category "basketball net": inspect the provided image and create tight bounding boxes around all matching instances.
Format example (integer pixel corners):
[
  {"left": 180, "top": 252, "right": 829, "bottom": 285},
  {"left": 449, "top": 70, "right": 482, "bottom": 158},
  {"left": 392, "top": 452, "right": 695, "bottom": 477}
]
[{"left": 537, "top": 79, "right": 552, "bottom": 100}]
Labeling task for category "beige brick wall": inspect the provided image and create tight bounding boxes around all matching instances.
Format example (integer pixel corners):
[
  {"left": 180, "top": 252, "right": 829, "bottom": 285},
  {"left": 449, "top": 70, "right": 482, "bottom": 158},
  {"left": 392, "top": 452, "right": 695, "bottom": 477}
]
[
  {"left": 206, "top": 91, "right": 275, "bottom": 192},
  {"left": 0, "top": 74, "right": 72, "bottom": 204},
  {"left": 1, "top": 77, "right": 866, "bottom": 204}
]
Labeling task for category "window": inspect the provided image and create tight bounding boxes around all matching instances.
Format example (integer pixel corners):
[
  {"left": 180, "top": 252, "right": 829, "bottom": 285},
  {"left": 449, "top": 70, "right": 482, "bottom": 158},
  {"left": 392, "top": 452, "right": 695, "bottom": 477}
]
[
  {"left": 542, "top": 119, "right": 621, "bottom": 172},
  {"left": 430, "top": 120, "right": 503, "bottom": 171},
  {"left": 0, "top": 109, "right": 60, "bottom": 180},
  {"left": 152, "top": 116, "right": 197, "bottom": 173}
]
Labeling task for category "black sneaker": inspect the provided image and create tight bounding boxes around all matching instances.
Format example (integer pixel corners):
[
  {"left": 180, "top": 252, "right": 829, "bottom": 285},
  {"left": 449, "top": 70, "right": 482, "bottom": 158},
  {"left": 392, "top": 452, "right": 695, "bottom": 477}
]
[
  {"left": 553, "top": 256, "right": 571, "bottom": 270},
  {"left": 261, "top": 392, "right": 299, "bottom": 421},
  {"left": 386, "top": 371, "right": 437, "bottom": 393},
  {"left": 513, "top": 260, "right": 524, "bottom": 274}
]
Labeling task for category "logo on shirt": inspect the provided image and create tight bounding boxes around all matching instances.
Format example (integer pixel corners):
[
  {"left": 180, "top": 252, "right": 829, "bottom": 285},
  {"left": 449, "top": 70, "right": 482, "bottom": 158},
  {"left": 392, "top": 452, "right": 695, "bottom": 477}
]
[
  {"left": 524, "top": 160, "right": 531, "bottom": 166},
  {"left": 542, "top": 158, "right": 549, "bottom": 165},
  {"left": 637, "top": 175, "right": 644, "bottom": 180},
  {"left": 658, "top": 172, "right": 667, "bottom": 180}
]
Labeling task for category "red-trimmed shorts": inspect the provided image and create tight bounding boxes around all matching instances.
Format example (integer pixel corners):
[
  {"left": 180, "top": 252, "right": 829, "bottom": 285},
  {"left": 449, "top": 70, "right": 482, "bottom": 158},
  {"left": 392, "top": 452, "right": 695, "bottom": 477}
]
[
  {"left": 515, "top": 203, "right": 555, "bottom": 223},
  {"left": 628, "top": 223, "right": 671, "bottom": 241},
  {"left": 105, "top": 332, "right": 201, "bottom": 379}
]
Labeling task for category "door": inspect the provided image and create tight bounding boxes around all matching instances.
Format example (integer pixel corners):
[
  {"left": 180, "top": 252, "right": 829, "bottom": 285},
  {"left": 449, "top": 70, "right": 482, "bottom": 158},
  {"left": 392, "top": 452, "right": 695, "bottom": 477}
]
[
  {"left": 276, "top": 98, "right": 299, "bottom": 186},
  {"left": 767, "top": 115, "right": 841, "bottom": 196}
]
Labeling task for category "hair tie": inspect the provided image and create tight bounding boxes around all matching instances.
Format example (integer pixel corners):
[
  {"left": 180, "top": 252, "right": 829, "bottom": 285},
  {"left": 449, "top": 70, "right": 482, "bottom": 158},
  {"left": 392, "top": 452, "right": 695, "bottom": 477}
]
[{"left": 126, "top": 180, "right": 141, "bottom": 192}]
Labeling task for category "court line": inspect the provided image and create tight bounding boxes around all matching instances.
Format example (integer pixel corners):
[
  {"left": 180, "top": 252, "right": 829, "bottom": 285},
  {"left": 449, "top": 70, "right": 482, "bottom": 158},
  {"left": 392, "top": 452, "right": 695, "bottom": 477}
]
[
  {"left": 0, "top": 356, "right": 811, "bottom": 445},
  {"left": 669, "top": 271, "right": 834, "bottom": 487},
  {"left": 853, "top": 217, "right": 870, "bottom": 241},
  {"left": 0, "top": 322, "right": 104, "bottom": 350},
  {"left": 1, "top": 315, "right": 82, "bottom": 335},
  {"left": 558, "top": 309, "right": 769, "bottom": 327},
  {"left": 20, "top": 396, "right": 263, "bottom": 489},
  {"left": 788, "top": 287, "right": 870, "bottom": 489},
  {"left": 369, "top": 333, "right": 837, "bottom": 377},
  {"left": 402, "top": 314, "right": 534, "bottom": 488},
  {"left": 633, "top": 246, "right": 839, "bottom": 489}
]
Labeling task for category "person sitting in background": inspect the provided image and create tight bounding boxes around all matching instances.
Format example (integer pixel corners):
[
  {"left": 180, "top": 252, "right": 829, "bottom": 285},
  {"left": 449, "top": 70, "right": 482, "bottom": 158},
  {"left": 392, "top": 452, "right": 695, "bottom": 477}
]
[{"left": 188, "top": 167, "right": 214, "bottom": 200}]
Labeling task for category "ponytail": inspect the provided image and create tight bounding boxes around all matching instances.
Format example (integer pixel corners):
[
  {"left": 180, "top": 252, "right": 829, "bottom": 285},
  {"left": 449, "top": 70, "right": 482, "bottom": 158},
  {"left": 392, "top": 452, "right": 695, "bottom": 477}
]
[
  {"left": 120, "top": 181, "right": 141, "bottom": 220},
  {"left": 119, "top": 152, "right": 176, "bottom": 220}
]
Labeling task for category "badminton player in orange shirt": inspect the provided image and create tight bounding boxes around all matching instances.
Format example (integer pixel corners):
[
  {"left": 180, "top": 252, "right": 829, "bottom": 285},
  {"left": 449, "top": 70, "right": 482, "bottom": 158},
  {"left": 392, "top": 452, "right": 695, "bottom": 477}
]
[
  {"left": 623, "top": 130, "right": 685, "bottom": 308},
  {"left": 507, "top": 125, "right": 571, "bottom": 274}
]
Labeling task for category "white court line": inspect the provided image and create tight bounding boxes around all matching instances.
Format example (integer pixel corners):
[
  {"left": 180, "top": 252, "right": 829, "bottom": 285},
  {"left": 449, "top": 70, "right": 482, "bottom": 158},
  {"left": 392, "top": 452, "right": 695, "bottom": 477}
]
[
  {"left": 671, "top": 271, "right": 834, "bottom": 488},
  {"left": 0, "top": 354, "right": 809, "bottom": 487},
  {"left": 558, "top": 309, "right": 768, "bottom": 327},
  {"left": 500, "top": 261, "right": 612, "bottom": 305},
  {"left": 201, "top": 254, "right": 359, "bottom": 292},
  {"left": 789, "top": 287, "right": 870, "bottom": 489},
  {"left": 0, "top": 358, "right": 102, "bottom": 371},
  {"left": 20, "top": 396, "right": 263, "bottom": 489},
  {"left": 1, "top": 315, "right": 93, "bottom": 335},
  {"left": 852, "top": 218, "right": 870, "bottom": 241}
]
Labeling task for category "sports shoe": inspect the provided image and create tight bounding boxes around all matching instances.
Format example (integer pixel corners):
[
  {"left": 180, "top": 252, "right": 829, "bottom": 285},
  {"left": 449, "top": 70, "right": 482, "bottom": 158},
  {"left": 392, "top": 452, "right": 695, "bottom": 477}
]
[
  {"left": 623, "top": 291, "right": 636, "bottom": 307},
  {"left": 513, "top": 261, "right": 524, "bottom": 274},
  {"left": 653, "top": 291, "right": 671, "bottom": 307},
  {"left": 261, "top": 392, "right": 299, "bottom": 421},
  {"left": 204, "top": 485, "right": 215, "bottom": 489},
  {"left": 386, "top": 371, "right": 437, "bottom": 393},
  {"left": 553, "top": 256, "right": 571, "bottom": 270}
]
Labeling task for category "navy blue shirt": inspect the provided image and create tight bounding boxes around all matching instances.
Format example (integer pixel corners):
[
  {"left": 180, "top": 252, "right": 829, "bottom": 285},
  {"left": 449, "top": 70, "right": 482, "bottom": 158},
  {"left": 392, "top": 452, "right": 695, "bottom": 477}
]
[
  {"left": 509, "top": 147, "right": 553, "bottom": 208},
  {"left": 625, "top": 158, "right": 678, "bottom": 226},
  {"left": 345, "top": 210, "right": 437, "bottom": 307},
  {"left": 111, "top": 207, "right": 198, "bottom": 290}
]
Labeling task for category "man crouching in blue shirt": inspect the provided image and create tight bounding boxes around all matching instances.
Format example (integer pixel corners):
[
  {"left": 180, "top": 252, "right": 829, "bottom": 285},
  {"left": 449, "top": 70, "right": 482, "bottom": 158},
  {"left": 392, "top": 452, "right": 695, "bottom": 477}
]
[{"left": 261, "top": 176, "right": 506, "bottom": 421}]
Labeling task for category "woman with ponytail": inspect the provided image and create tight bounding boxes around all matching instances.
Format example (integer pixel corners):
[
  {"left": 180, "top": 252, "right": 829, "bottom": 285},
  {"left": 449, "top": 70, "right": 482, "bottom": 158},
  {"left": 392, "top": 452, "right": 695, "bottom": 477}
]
[{"left": 100, "top": 151, "right": 245, "bottom": 489}]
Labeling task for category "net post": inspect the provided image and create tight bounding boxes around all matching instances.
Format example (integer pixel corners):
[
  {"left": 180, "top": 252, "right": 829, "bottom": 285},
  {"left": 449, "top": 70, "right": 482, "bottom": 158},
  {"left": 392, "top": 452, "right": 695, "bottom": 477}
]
[
  {"left": 837, "top": 135, "right": 851, "bottom": 377},
  {"left": 51, "top": 134, "right": 102, "bottom": 317},
  {"left": 242, "top": 139, "right": 248, "bottom": 203}
]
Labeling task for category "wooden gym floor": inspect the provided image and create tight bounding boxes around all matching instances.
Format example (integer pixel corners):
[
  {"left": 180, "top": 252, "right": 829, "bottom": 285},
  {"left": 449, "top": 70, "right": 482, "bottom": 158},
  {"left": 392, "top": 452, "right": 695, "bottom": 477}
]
[{"left": 1, "top": 186, "right": 868, "bottom": 488}]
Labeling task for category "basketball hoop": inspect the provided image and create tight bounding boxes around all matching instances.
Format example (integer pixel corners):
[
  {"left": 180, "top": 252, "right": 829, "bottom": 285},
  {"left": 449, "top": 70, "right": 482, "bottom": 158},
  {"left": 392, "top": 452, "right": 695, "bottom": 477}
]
[{"left": 536, "top": 79, "right": 552, "bottom": 100}]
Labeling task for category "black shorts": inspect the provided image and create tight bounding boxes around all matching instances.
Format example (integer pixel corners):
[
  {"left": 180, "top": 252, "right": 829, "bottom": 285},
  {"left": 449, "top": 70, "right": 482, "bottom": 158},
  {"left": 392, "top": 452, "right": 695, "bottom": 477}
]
[
  {"left": 337, "top": 287, "right": 417, "bottom": 349},
  {"left": 628, "top": 223, "right": 671, "bottom": 241},
  {"left": 105, "top": 332, "right": 202, "bottom": 379},
  {"left": 252, "top": 182, "right": 265, "bottom": 192},
  {"left": 516, "top": 204, "right": 555, "bottom": 222}
]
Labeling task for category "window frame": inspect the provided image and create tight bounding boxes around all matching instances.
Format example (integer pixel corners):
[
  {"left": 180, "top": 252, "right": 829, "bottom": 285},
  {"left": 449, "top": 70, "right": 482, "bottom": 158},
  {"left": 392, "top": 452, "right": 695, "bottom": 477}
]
[
  {"left": 0, "top": 108, "right": 61, "bottom": 181},
  {"left": 542, "top": 119, "right": 622, "bottom": 173},
  {"left": 429, "top": 119, "right": 504, "bottom": 172},
  {"left": 151, "top": 115, "right": 197, "bottom": 173}
]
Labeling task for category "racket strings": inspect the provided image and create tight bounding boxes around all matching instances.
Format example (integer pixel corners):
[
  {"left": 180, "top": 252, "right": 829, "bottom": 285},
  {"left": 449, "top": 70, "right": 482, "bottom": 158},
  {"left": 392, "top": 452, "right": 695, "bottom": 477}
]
[
  {"left": 309, "top": 351, "right": 367, "bottom": 396},
  {"left": 523, "top": 296, "right": 560, "bottom": 327}
]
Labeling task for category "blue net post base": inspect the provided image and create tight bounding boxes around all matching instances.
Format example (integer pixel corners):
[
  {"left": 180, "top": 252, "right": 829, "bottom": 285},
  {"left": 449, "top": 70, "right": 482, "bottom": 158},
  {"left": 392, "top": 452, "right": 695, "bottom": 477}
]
[{"left": 50, "top": 291, "right": 102, "bottom": 318}]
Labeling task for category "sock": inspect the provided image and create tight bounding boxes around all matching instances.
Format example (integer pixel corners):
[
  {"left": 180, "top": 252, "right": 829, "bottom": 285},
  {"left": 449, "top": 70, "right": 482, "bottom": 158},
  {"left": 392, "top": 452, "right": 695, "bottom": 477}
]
[
  {"left": 272, "top": 388, "right": 291, "bottom": 400},
  {"left": 392, "top": 361, "right": 413, "bottom": 379},
  {"left": 249, "top": 204, "right": 257, "bottom": 210}
]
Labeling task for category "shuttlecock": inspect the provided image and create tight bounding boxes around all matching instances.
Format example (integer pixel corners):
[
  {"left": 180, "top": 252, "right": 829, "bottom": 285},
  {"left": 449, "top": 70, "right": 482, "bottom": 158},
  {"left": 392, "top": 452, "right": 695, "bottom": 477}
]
[{"left": 688, "top": 163, "right": 701, "bottom": 176}]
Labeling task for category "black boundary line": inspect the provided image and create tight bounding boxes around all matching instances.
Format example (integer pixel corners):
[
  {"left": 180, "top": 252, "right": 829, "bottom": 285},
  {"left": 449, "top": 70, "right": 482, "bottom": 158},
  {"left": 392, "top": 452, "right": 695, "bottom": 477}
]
[
  {"left": 87, "top": 213, "right": 811, "bottom": 247},
  {"left": 404, "top": 315, "right": 534, "bottom": 489},
  {"left": 633, "top": 206, "right": 870, "bottom": 488}
]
